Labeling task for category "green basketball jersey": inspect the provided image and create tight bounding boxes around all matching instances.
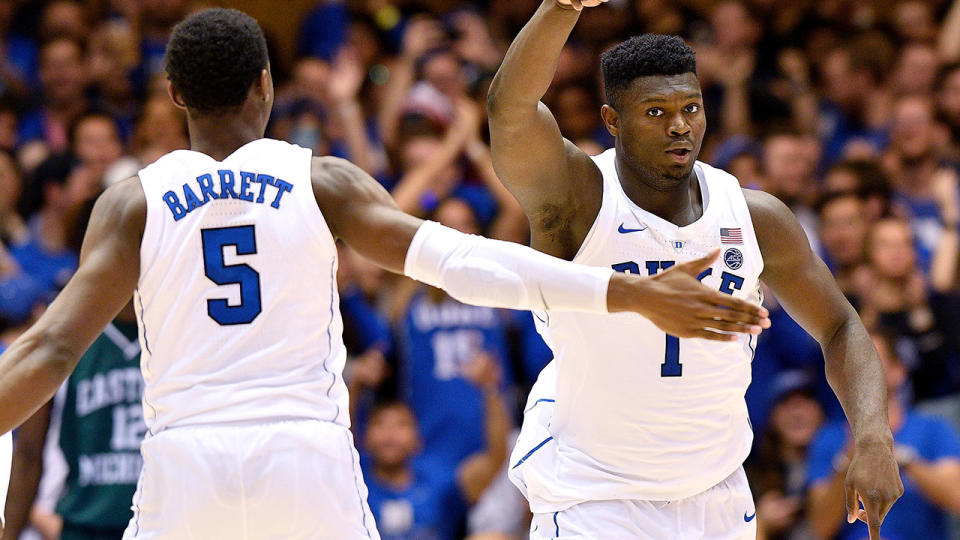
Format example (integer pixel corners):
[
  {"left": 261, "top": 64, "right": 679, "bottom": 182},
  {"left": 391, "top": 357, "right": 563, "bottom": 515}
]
[{"left": 56, "top": 320, "right": 144, "bottom": 529}]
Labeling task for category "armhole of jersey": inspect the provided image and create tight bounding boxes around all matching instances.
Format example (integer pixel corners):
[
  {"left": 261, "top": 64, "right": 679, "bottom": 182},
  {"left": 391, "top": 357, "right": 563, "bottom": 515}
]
[
  {"left": 572, "top": 155, "right": 614, "bottom": 263},
  {"left": 137, "top": 169, "right": 159, "bottom": 288},
  {"left": 296, "top": 150, "right": 339, "bottom": 248},
  {"left": 731, "top": 183, "right": 765, "bottom": 278}
]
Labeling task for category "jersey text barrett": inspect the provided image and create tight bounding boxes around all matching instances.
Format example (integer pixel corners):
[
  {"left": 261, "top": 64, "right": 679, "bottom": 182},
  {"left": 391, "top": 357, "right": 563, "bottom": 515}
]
[{"left": 162, "top": 169, "right": 294, "bottom": 221}]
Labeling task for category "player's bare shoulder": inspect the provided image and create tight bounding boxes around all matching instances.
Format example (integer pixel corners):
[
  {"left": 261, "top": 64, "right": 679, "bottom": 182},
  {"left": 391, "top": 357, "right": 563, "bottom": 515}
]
[
  {"left": 95, "top": 176, "right": 148, "bottom": 242},
  {"left": 742, "top": 187, "right": 813, "bottom": 272}
]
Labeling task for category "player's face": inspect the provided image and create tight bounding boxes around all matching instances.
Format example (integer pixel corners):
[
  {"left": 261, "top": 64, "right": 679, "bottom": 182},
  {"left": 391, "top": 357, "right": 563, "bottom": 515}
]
[
  {"left": 365, "top": 406, "right": 419, "bottom": 468},
  {"left": 605, "top": 72, "right": 706, "bottom": 184}
]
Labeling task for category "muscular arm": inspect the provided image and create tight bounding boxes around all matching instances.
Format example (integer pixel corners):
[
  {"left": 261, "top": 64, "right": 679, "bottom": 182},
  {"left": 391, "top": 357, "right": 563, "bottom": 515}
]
[
  {"left": 3, "top": 402, "right": 52, "bottom": 538},
  {"left": 487, "top": 0, "right": 601, "bottom": 258},
  {"left": 747, "top": 189, "right": 902, "bottom": 538},
  {"left": 0, "top": 179, "right": 144, "bottom": 434},
  {"left": 312, "top": 156, "right": 768, "bottom": 337}
]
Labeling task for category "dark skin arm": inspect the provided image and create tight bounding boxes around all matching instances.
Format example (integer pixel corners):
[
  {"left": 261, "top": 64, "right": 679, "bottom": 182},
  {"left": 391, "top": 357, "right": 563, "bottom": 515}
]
[
  {"left": 0, "top": 178, "right": 144, "bottom": 434},
  {"left": 746, "top": 189, "right": 902, "bottom": 540},
  {"left": 3, "top": 402, "right": 52, "bottom": 539},
  {"left": 311, "top": 156, "right": 769, "bottom": 340},
  {"left": 487, "top": 0, "right": 603, "bottom": 260}
]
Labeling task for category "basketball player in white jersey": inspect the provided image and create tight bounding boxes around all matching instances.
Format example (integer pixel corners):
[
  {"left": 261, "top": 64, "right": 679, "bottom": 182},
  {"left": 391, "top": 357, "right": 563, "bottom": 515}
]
[
  {"left": 488, "top": 1, "right": 903, "bottom": 539},
  {"left": 0, "top": 9, "right": 771, "bottom": 540}
]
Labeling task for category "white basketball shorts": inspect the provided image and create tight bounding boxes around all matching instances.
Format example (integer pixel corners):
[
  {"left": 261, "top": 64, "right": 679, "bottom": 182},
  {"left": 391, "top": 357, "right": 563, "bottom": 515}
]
[
  {"left": 123, "top": 419, "right": 380, "bottom": 539},
  {"left": 527, "top": 466, "right": 756, "bottom": 540}
]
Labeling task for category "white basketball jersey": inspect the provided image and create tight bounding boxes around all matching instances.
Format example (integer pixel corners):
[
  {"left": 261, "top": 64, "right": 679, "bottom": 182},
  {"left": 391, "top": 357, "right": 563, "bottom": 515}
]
[
  {"left": 531, "top": 149, "right": 763, "bottom": 503},
  {"left": 136, "top": 139, "right": 348, "bottom": 434}
]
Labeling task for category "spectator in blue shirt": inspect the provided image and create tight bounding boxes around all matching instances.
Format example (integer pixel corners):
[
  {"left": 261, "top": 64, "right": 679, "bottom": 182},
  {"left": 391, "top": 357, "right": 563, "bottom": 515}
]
[
  {"left": 363, "top": 354, "right": 509, "bottom": 540},
  {"left": 397, "top": 198, "right": 514, "bottom": 470},
  {"left": 807, "top": 328, "right": 960, "bottom": 540}
]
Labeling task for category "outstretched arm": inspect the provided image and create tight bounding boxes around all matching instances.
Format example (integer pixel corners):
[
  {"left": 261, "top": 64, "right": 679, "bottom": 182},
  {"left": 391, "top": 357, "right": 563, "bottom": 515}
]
[
  {"left": 0, "top": 179, "right": 144, "bottom": 435},
  {"left": 487, "top": 0, "right": 602, "bottom": 256},
  {"left": 313, "top": 156, "right": 769, "bottom": 340},
  {"left": 746, "top": 189, "right": 902, "bottom": 540}
]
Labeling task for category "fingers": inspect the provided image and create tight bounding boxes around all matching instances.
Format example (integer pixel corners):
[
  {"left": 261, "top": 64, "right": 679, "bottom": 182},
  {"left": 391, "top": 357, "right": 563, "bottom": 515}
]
[
  {"left": 701, "top": 293, "right": 771, "bottom": 325},
  {"left": 844, "top": 483, "right": 858, "bottom": 525},
  {"left": 569, "top": 0, "right": 584, "bottom": 10},
  {"left": 700, "top": 319, "right": 763, "bottom": 335},
  {"left": 698, "top": 304, "right": 769, "bottom": 326},
  {"left": 673, "top": 248, "right": 720, "bottom": 277},
  {"left": 864, "top": 499, "right": 882, "bottom": 540}
]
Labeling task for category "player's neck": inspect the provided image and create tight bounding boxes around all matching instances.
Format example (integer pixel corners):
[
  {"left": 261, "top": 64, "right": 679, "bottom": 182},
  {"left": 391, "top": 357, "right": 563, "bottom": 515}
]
[
  {"left": 185, "top": 114, "right": 265, "bottom": 162},
  {"left": 615, "top": 157, "right": 703, "bottom": 227}
]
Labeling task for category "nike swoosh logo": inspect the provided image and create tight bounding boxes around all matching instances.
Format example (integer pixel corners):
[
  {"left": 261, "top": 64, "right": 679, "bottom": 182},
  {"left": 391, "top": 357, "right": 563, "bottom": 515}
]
[
  {"left": 618, "top": 223, "right": 648, "bottom": 234},
  {"left": 744, "top": 512, "right": 756, "bottom": 522}
]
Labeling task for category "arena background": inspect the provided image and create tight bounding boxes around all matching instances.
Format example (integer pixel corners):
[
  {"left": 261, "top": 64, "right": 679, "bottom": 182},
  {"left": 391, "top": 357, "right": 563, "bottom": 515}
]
[{"left": 1, "top": 0, "right": 960, "bottom": 539}]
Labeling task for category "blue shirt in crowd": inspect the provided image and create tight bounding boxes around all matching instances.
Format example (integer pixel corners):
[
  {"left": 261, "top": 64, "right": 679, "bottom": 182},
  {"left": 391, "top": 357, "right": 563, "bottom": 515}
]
[
  {"left": 398, "top": 291, "right": 510, "bottom": 470},
  {"left": 364, "top": 462, "right": 466, "bottom": 540},
  {"left": 808, "top": 412, "right": 960, "bottom": 540}
]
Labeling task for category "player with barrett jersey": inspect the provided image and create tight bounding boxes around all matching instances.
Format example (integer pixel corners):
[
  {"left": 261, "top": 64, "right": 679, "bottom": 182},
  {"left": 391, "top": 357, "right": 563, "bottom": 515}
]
[
  {"left": 488, "top": 1, "right": 902, "bottom": 539},
  {"left": 0, "top": 8, "right": 769, "bottom": 540}
]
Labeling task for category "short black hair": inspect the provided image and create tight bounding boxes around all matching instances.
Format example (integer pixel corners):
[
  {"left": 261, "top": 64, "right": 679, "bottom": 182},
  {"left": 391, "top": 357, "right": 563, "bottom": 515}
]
[
  {"left": 600, "top": 34, "right": 697, "bottom": 109},
  {"left": 165, "top": 8, "right": 268, "bottom": 114}
]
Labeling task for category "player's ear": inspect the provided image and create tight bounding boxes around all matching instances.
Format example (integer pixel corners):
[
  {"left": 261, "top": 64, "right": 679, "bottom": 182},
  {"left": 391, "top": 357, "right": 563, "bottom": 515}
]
[
  {"left": 258, "top": 67, "right": 273, "bottom": 103},
  {"left": 167, "top": 81, "right": 187, "bottom": 110},
  {"left": 601, "top": 104, "right": 619, "bottom": 137}
]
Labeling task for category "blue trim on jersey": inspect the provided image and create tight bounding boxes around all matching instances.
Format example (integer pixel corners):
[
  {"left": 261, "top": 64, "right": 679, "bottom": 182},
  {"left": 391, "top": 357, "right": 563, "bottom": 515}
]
[
  {"left": 511, "top": 436, "right": 554, "bottom": 470},
  {"left": 524, "top": 398, "right": 555, "bottom": 413},
  {"left": 322, "top": 258, "right": 341, "bottom": 423},
  {"left": 553, "top": 511, "right": 559, "bottom": 537},
  {"left": 344, "top": 430, "right": 374, "bottom": 539},
  {"left": 135, "top": 291, "right": 152, "bottom": 356}
]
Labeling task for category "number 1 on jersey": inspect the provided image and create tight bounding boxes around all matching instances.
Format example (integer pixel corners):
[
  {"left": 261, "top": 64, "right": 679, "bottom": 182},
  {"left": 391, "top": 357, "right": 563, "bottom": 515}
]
[
  {"left": 201, "top": 225, "right": 262, "bottom": 325},
  {"left": 662, "top": 335, "right": 682, "bottom": 377}
]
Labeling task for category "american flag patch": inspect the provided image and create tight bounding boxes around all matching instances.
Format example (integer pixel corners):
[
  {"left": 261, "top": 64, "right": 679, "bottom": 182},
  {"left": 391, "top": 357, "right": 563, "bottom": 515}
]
[{"left": 720, "top": 227, "right": 743, "bottom": 244}]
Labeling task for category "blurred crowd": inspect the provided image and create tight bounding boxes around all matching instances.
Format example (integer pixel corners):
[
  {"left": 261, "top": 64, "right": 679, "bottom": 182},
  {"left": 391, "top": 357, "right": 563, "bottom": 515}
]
[{"left": 1, "top": 0, "right": 960, "bottom": 539}]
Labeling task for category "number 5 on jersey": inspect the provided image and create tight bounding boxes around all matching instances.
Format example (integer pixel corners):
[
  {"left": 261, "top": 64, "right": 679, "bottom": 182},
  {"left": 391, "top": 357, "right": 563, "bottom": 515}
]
[{"left": 201, "top": 225, "right": 262, "bottom": 325}]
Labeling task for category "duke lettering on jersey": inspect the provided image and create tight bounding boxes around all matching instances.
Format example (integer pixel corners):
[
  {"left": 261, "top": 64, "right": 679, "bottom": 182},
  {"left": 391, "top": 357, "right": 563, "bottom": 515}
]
[
  {"left": 612, "top": 260, "right": 745, "bottom": 295},
  {"left": 162, "top": 169, "right": 294, "bottom": 221}
]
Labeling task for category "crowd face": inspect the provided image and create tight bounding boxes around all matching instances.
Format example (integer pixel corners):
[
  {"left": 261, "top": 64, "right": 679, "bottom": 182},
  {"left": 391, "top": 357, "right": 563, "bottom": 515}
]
[
  {"left": 770, "top": 392, "right": 824, "bottom": 450},
  {"left": 74, "top": 116, "right": 123, "bottom": 177},
  {"left": 938, "top": 67, "right": 960, "bottom": 129},
  {"left": 435, "top": 198, "right": 481, "bottom": 236},
  {"left": 894, "top": 43, "right": 940, "bottom": 95},
  {"left": 763, "top": 135, "right": 812, "bottom": 201},
  {"left": 39, "top": 38, "right": 87, "bottom": 106},
  {"left": 365, "top": 405, "right": 420, "bottom": 469},
  {"left": 868, "top": 219, "right": 916, "bottom": 280},
  {"left": 820, "top": 195, "right": 868, "bottom": 268},
  {"left": 710, "top": 1, "right": 760, "bottom": 52},
  {"left": 890, "top": 95, "right": 936, "bottom": 162}
]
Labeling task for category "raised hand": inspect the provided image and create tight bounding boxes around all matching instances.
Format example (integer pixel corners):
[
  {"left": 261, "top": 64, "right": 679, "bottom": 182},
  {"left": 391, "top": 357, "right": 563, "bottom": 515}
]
[
  {"left": 844, "top": 439, "right": 903, "bottom": 540},
  {"left": 401, "top": 16, "right": 445, "bottom": 61},
  {"left": 462, "top": 351, "right": 502, "bottom": 392},
  {"left": 327, "top": 47, "right": 366, "bottom": 104},
  {"left": 607, "top": 249, "right": 771, "bottom": 341}
]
